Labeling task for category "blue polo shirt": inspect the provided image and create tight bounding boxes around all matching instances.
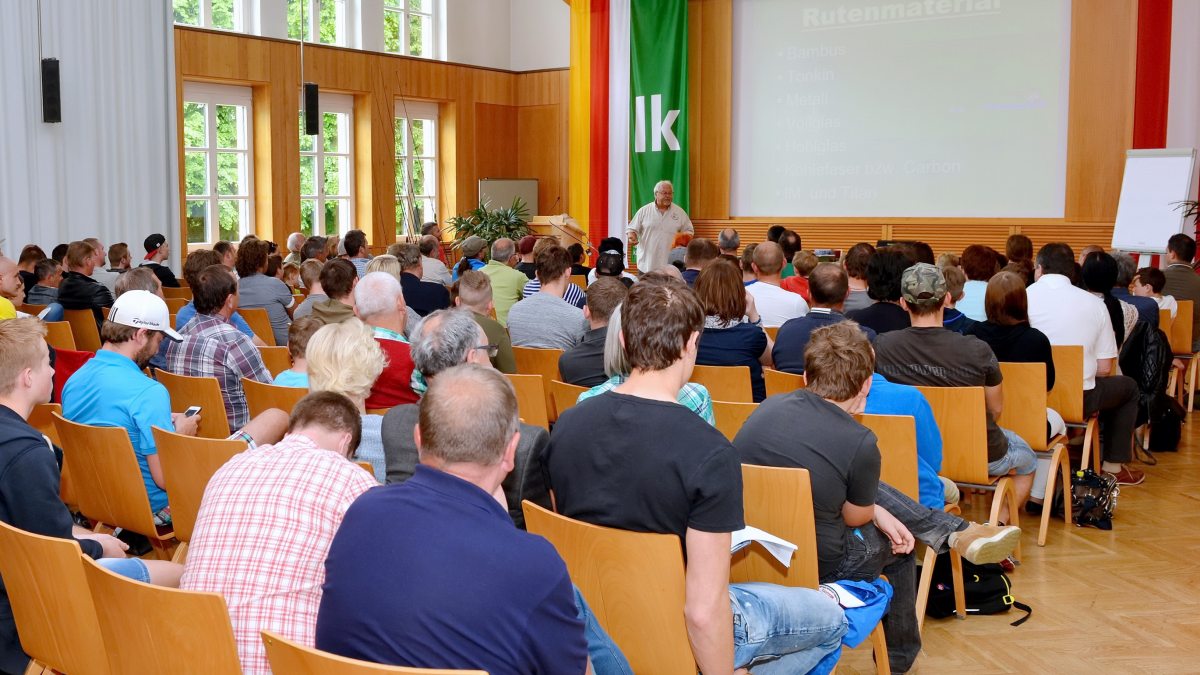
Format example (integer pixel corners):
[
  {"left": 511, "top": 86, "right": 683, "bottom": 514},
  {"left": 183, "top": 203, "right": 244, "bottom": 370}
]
[
  {"left": 316, "top": 466, "right": 587, "bottom": 674},
  {"left": 773, "top": 309, "right": 877, "bottom": 375},
  {"left": 864, "top": 373, "right": 944, "bottom": 510},
  {"left": 61, "top": 350, "right": 174, "bottom": 512}
]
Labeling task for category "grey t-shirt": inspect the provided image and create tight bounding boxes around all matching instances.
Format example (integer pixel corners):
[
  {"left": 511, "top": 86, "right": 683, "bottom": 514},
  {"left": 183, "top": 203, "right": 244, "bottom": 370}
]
[
  {"left": 506, "top": 292, "right": 586, "bottom": 350},
  {"left": 293, "top": 293, "right": 327, "bottom": 320},
  {"left": 843, "top": 288, "right": 874, "bottom": 313},
  {"left": 238, "top": 274, "right": 294, "bottom": 345}
]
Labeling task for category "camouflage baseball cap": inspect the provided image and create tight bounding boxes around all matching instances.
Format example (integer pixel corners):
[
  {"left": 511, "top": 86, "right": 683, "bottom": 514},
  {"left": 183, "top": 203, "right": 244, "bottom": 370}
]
[{"left": 900, "top": 263, "right": 947, "bottom": 307}]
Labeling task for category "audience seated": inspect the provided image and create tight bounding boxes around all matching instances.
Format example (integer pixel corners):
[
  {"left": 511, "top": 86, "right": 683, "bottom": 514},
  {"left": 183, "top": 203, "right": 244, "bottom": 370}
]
[
  {"left": 58, "top": 240, "right": 115, "bottom": 326},
  {"left": 681, "top": 237, "right": 719, "bottom": 286},
  {"left": 300, "top": 236, "right": 327, "bottom": 263},
  {"left": 558, "top": 277, "right": 628, "bottom": 387},
  {"left": 521, "top": 240, "right": 586, "bottom": 308},
  {"left": 380, "top": 309, "right": 551, "bottom": 526},
  {"left": 746, "top": 241, "right": 809, "bottom": 326},
  {"left": 778, "top": 230, "right": 802, "bottom": 278},
  {"left": 739, "top": 243, "right": 758, "bottom": 283},
  {"left": 508, "top": 245, "right": 587, "bottom": 349},
  {"left": 343, "top": 230, "right": 370, "bottom": 278},
  {"left": 273, "top": 317, "right": 322, "bottom": 388},
  {"left": 480, "top": 237, "right": 528, "bottom": 326},
  {"left": 863, "top": 365, "right": 953, "bottom": 510},
  {"left": 1132, "top": 266, "right": 1176, "bottom": 318},
  {"left": 1081, "top": 251, "right": 1138, "bottom": 349},
  {"left": 514, "top": 235, "right": 538, "bottom": 279},
  {"left": 695, "top": 258, "right": 772, "bottom": 401},
  {"left": 1027, "top": 243, "right": 1142, "bottom": 485},
  {"left": 1111, "top": 251, "right": 1159, "bottom": 326},
  {"left": 214, "top": 240, "right": 238, "bottom": 271},
  {"left": 874, "top": 263, "right": 1037, "bottom": 522},
  {"left": 452, "top": 235, "right": 488, "bottom": 281},
  {"left": 842, "top": 242, "right": 876, "bottom": 312},
  {"left": 419, "top": 234, "right": 453, "bottom": 285},
  {"left": 176, "top": 249, "right": 264, "bottom": 346},
  {"left": 25, "top": 258, "right": 62, "bottom": 306},
  {"left": 1161, "top": 233, "right": 1200, "bottom": 349},
  {"left": 0, "top": 318, "right": 182, "bottom": 674},
  {"left": 180, "top": 391, "right": 377, "bottom": 675},
  {"left": 454, "top": 270, "right": 517, "bottom": 373},
  {"left": 139, "top": 233, "right": 181, "bottom": 288},
  {"left": 83, "top": 238, "right": 119, "bottom": 294},
  {"left": 310, "top": 259, "right": 358, "bottom": 325},
  {"left": 0, "top": 258, "right": 22, "bottom": 322},
  {"left": 546, "top": 280, "right": 848, "bottom": 673},
  {"left": 236, "top": 239, "right": 294, "bottom": 345},
  {"left": 957, "top": 245, "right": 998, "bottom": 321},
  {"left": 306, "top": 318, "right": 387, "bottom": 482},
  {"left": 395, "top": 243, "right": 450, "bottom": 316},
  {"left": 15, "top": 245, "right": 44, "bottom": 295},
  {"left": 354, "top": 272, "right": 419, "bottom": 408},
  {"left": 773, "top": 262, "right": 876, "bottom": 374},
  {"left": 940, "top": 266, "right": 977, "bottom": 334},
  {"left": 293, "top": 259, "right": 326, "bottom": 319},
  {"left": 846, "top": 247, "right": 913, "bottom": 335},
  {"left": 363, "top": 253, "right": 401, "bottom": 280},
  {"left": 283, "top": 232, "right": 304, "bottom": 265},
  {"left": 588, "top": 237, "right": 638, "bottom": 285},
  {"left": 568, "top": 242, "right": 591, "bottom": 277},
  {"left": 717, "top": 227, "right": 740, "bottom": 256},
  {"left": 1006, "top": 234, "right": 1033, "bottom": 267},
  {"left": 781, "top": 249, "right": 818, "bottom": 301}
]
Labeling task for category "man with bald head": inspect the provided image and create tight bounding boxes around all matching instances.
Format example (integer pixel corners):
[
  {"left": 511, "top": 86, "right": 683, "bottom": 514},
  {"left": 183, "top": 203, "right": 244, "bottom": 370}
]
[
  {"left": 481, "top": 238, "right": 529, "bottom": 327},
  {"left": 0, "top": 257, "right": 22, "bottom": 320},
  {"left": 746, "top": 241, "right": 808, "bottom": 327},
  {"left": 718, "top": 227, "right": 740, "bottom": 256},
  {"left": 773, "top": 263, "right": 875, "bottom": 374}
]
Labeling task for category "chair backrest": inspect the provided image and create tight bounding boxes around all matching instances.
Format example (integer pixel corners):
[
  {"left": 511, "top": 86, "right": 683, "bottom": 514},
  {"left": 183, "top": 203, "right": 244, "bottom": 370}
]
[
  {"left": 28, "top": 402, "right": 62, "bottom": 447},
  {"left": 549, "top": 379, "right": 587, "bottom": 417},
  {"left": 763, "top": 368, "right": 805, "bottom": 397},
  {"left": 261, "top": 631, "right": 486, "bottom": 674},
  {"left": 81, "top": 556, "right": 242, "bottom": 674},
  {"left": 522, "top": 502, "right": 694, "bottom": 675},
  {"left": 0, "top": 521, "right": 110, "bottom": 675},
  {"left": 162, "top": 286, "right": 193, "bottom": 300},
  {"left": 996, "top": 361, "right": 1051, "bottom": 451},
  {"left": 242, "top": 377, "right": 308, "bottom": 418},
  {"left": 257, "top": 345, "right": 292, "bottom": 377},
  {"left": 239, "top": 306, "right": 277, "bottom": 346},
  {"left": 51, "top": 413, "right": 164, "bottom": 539},
  {"left": 152, "top": 426, "right": 246, "bottom": 543},
  {"left": 858, "top": 414, "right": 920, "bottom": 501},
  {"left": 764, "top": 325, "right": 779, "bottom": 341},
  {"left": 154, "top": 369, "right": 232, "bottom": 439},
  {"left": 504, "top": 373, "right": 549, "bottom": 429},
  {"left": 512, "top": 346, "right": 564, "bottom": 421},
  {"left": 1159, "top": 308, "right": 1172, "bottom": 336},
  {"left": 689, "top": 364, "right": 753, "bottom": 403},
  {"left": 1169, "top": 300, "right": 1194, "bottom": 355},
  {"left": 44, "top": 321, "right": 77, "bottom": 351},
  {"left": 729, "top": 464, "right": 819, "bottom": 588},
  {"left": 164, "top": 297, "right": 189, "bottom": 313},
  {"left": 570, "top": 274, "right": 588, "bottom": 290},
  {"left": 914, "top": 386, "right": 991, "bottom": 484},
  {"left": 1046, "top": 344, "right": 1086, "bottom": 423},
  {"left": 20, "top": 303, "right": 48, "bottom": 315},
  {"left": 712, "top": 400, "right": 758, "bottom": 441},
  {"left": 63, "top": 308, "right": 102, "bottom": 352}
]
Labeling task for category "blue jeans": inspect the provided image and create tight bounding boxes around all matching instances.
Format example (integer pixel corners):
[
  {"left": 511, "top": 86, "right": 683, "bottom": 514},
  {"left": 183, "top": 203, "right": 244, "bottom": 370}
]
[
  {"left": 97, "top": 557, "right": 150, "bottom": 583},
  {"left": 989, "top": 428, "right": 1038, "bottom": 476},
  {"left": 573, "top": 586, "right": 633, "bottom": 675},
  {"left": 730, "top": 582, "right": 848, "bottom": 674}
]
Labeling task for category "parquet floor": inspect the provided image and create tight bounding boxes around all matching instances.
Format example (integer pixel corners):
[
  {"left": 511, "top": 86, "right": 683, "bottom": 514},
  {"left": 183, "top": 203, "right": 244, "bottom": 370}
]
[{"left": 838, "top": 417, "right": 1200, "bottom": 675}]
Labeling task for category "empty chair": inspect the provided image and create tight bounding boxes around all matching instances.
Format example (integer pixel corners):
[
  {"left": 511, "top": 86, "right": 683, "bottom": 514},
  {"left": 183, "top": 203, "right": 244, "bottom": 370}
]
[
  {"left": 43, "top": 321, "right": 77, "bottom": 351},
  {"left": 504, "top": 374, "right": 549, "bottom": 429},
  {"left": 239, "top": 306, "right": 278, "bottom": 347},
  {"left": 152, "top": 426, "right": 246, "bottom": 563},
  {"left": 260, "top": 631, "right": 486, "bottom": 675},
  {"left": 763, "top": 368, "right": 805, "bottom": 397},
  {"left": 512, "top": 346, "right": 564, "bottom": 421},
  {"left": 549, "top": 379, "right": 588, "bottom": 417},
  {"left": 243, "top": 377, "right": 307, "bottom": 418},
  {"left": 1167, "top": 300, "right": 1196, "bottom": 409},
  {"left": 689, "top": 364, "right": 753, "bottom": 403},
  {"left": 155, "top": 369, "right": 232, "bottom": 439},
  {"left": 257, "top": 345, "right": 292, "bottom": 378}
]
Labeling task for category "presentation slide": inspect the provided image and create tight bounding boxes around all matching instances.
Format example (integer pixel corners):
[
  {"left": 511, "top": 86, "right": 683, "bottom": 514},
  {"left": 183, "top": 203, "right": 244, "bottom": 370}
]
[{"left": 731, "top": 0, "right": 1071, "bottom": 218}]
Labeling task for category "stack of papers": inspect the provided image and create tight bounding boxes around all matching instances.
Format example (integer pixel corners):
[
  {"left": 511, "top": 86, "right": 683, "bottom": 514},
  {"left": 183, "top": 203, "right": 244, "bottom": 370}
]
[{"left": 730, "top": 526, "right": 798, "bottom": 568}]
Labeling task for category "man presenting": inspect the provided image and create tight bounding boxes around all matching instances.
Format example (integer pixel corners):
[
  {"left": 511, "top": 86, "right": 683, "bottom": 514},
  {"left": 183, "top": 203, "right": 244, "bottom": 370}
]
[{"left": 627, "top": 180, "right": 692, "bottom": 273}]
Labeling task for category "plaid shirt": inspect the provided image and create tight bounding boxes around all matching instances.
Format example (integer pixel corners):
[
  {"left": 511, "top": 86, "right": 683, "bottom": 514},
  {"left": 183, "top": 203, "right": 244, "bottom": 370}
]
[
  {"left": 166, "top": 312, "right": 271, "bottom": 430},
  {"left": 576, "top": 375, "right": 716, "bottom": 426},
  {"left": 179, "top": 434, "right": 378, "bottom": 675}
]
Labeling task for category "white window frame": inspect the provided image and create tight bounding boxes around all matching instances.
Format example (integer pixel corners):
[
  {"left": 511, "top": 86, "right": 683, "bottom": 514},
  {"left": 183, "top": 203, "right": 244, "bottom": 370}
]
[
  {"left": 183, "top": 82, "right": 255, "bottom": 244},
  {"left": 291, "top": 0, "right": 353, "bottom": 47},
  {"left": 383, "top": 0, "right": 441, "bottom": 59},
  {"left": 300, "top": 93, "right": 355, "bottom": 237},
  {"left": 173, "top": 0, "right": 253, "bottom": 32},
  {"left": 394, "top": 99, "right": 439, "bottom": 237}
]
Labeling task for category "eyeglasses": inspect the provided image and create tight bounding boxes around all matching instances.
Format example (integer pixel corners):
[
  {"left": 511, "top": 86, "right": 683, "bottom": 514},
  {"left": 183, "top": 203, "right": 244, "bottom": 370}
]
[{"left": 473, "top": 344, "right": 500, "bottom": 358}]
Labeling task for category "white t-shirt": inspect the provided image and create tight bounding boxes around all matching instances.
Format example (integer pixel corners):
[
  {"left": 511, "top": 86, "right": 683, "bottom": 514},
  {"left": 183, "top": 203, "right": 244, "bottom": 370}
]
[
  {"left": 1025, "top": 274, "right": 1117, "bottom": 390},
  {"left": 1157, "top": 294, "right": 1178, "bottom": 318},
  {"left": 627, "top": 202, "right": 693, "bottom": 273},
  {"left": 745, "top": 280, "right": 809, "bottom": 327}
]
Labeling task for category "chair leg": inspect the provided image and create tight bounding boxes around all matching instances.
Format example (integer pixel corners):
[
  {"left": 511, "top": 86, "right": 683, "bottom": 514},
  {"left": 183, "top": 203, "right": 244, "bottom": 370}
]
[
  {"left": 149, "top": 537, "right": 178, "bottom": 562},
  {"left": 1059, "top": 449, "right": 1074, "bottom": 529},
  {"left": 1039, "top": 444, "right": 1067, "bottom": 547},
  {"left": 171, "top": 541, "right": 189, "bottom": 564},
  {"left": 1189, "top": 354, "right": 1198, "bottom": 413},
  {"left": 869, "top": 622, "right": 890, "bottom": 675},
  {"left": 949, "top": 549, "right": 966, "bottom": 619},
  {"left": 1167, "top": 367, "right": 1178, "bottom": 396},
  {"left": 988, "top": 476, "right": 1013, "bottom": 525},
  {"left": 1080, "top": 418, "right": 1099, "bottom": 472},
  {"left": 915, "top": 546, "right": 936, "bottom": 634}
]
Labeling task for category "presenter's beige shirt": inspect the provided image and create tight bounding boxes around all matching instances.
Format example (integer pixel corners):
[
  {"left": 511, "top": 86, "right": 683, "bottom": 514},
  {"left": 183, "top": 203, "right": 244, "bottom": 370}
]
[{"left": 627, "top": 202, "right": 693, "bottom": 273}]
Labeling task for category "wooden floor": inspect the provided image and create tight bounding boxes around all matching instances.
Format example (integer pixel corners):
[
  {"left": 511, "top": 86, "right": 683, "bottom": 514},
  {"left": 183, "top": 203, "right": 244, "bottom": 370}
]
[{"left": 838, "top": 416, "right": 1200, "bottom": 674}]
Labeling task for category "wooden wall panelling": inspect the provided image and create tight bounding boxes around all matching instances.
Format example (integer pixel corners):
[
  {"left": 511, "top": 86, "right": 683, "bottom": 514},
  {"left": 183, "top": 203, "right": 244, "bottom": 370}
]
[
  {"left": 475, "top": 103, "right": 519, "bottom": 186},
  {"left": 518, "top": 105, "right": 567, "bottom": 215}
]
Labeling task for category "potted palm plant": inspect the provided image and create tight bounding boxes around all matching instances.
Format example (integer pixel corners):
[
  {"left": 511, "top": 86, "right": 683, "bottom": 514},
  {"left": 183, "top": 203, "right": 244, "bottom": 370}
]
[{"left": 446, "top": 197, "right": 531, "bottom": 251}]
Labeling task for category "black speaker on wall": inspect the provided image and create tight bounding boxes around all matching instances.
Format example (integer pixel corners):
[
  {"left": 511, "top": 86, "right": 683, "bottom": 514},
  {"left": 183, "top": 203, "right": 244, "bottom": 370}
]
[
  {"left": 41, "top": 58, "right": 61, "bottom": 124},
  {"left": 303, "top": 82, "right": 319, "bottom": 135}
]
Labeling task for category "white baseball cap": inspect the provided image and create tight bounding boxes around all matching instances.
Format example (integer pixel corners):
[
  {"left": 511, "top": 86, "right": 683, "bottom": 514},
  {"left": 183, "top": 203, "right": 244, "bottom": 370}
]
[{"left": 107, "top": 290, "right": 183, "bottom": 341}]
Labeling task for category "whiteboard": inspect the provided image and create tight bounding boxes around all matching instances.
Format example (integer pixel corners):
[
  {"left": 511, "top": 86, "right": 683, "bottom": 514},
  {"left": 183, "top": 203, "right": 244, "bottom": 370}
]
[
  {"left": 478, "top": 179, "right": 538, "bottom": 214},
  {"left": 1111, "top": 149, "right": 1196, "bottom": 253}
]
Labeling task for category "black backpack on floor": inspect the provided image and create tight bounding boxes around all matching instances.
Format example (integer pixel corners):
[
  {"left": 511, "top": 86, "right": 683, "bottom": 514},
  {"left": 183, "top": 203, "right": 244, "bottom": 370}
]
[{"left": 925, "top": 552, "right": 1031, "bottom": 626}]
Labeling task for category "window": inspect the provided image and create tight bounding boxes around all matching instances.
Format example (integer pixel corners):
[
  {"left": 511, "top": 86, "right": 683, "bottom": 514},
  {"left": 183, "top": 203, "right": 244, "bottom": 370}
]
[
  {"left": 384, "top": 0, "right": 437, "bottom": 58},
  {"left": 173, "top": 0, "right": 249, "bottom": 31},
  {"left": 394, "top": 100, "right": 438, "bottom": 237},
  {"left": 183, "top": 83, "right": 254, "bottom": 244},
  {"left": 289, "top": 0, "right": 348, "bottom": 45},
  {"left": 300, "top": 94, "right": 355, "bottom": 237}
]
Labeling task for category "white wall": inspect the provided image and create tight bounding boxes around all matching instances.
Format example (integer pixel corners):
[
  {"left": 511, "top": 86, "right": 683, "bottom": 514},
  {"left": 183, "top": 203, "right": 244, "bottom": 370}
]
[
  {"left": 510, "top": 0, "right": 569, "bottom": 72},
  {"left": 445, "top": 0, "right": 511, "bottom": 69},
  {"left": 443, "top": 0, "right": 568, "bottom": 71},
  {"left": 1168, "top": 1, "right": 1200, "bottom": 201}
]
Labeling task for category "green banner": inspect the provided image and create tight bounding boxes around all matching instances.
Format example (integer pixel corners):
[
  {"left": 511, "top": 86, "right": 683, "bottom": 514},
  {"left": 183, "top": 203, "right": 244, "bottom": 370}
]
[{"left": 629, "top": 0, "right": 689, "bottom": 216}]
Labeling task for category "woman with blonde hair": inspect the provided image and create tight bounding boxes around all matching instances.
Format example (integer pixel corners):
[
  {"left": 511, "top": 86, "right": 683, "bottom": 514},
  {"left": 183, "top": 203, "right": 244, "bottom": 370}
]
[
  {"left": 365, "top": 254, "right": 403, "bottom": 281},
  {"left": 307, "top": 318, "right": 388, "bottom": 482}
]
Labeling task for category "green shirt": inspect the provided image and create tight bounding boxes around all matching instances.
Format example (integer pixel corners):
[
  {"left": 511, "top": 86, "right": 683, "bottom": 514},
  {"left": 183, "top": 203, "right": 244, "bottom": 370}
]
[
  {"left": 780, "top": 262, "right": 795, "bottom": 279},
  {"left": 481, "top": 260, "right": 529, "bottom": 327},
  {"left": 471, "top": 311, "right": 517, "bottom": 373}
]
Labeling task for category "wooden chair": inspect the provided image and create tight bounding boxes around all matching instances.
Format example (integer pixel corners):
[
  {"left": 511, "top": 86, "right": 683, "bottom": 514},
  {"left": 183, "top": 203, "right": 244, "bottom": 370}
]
[
  {"left": 512, "top": 346, "right": 564, "bottom": 421},
  {"left": 81, "top": 556, "right": 242, "bottom": 674},
  {"left": 43, "top": 320, "right": 78, "bottom": 351},
  {"left": 858, "top": 413, "right": 966, "bottom": 630},
  {"left": 261, "top": 631, "right": 486, "bottom": 674},
  {"left": 240, "top": 306, "right": 277, "bottom": 346},
  {"left": 164, "top": 297, "right": 189, "bottom": 313},
  {"left": 28, "top": 403, "right": 71, "bottom": 506},
  {"left": 20, "top": 302, "right": 48, "bottom": 316},
  {"left": 550, "top": 379, "right": 588, "bottom": 417},
  {"left": 51, "top": 413, "right": 176, "bottom": 559},
  {"left": 689, "top": 364, "right": 753, "bottom": 403},
  {"left": 914, "top": 386, "right": 1020, "bottom": 561},
  {"left": 997, "top": 362, "right": 1074, "bottom": 546},
  {"left": 258, "top": 345, "right": 292, "bottom": 377},
  {"left": 763, "top": 368, "right": 805, "bottom": 397},
  {"left": 1168, "top": 300, "right": 1197, "bottom": 410},
  {"left": 523, "top": 502, "right": 695, "bottom": 675},
  {"left": 152, "top": 426, "right": 246, "bottom": 563},
  {"left": 731, "top": 465, "right": 889, "bottom": 674},
  {"left": 63, "top": 308, "right": 102, "bottom": 352},
  {"left": 570, "top": 274, "right": 589, "bottom": 290},
  {"left": 504, "top": 373, "right": 550, "bottom": 429},
  {"left": 712, "top": 400, "right": 757, "bottom": 441},
  {"left": 1046, "top": 345, "right": 1101, "bottom": 472},
  {"left": 366, "top": 408, "right": 392, "bottom": 416},
  {"left": 243, "top": 377, "right": 308, "bottom": 418},
  {"left": 0, "top": 521, "right": 110, "bottom": 675},
  {"left": 162, "top": 286, "right": 193, "bottom": 300},
  {"left": 155, "top": 369, "right": 232, "bottom": 439},
  {"left": 764, "top": 325, "right": 779, "bottom": 341}
]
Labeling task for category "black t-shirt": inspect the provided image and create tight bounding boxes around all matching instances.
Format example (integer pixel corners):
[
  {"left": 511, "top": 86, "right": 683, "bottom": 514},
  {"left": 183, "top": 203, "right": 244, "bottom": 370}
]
[
  {"left": 846, "top": 302, "right": 910, "bottom": 335},
  {"left": 874, "top": 326, "right": 1006, "bottom": 462},
  {"left": 516, "top": 261, "right": 537, "bottom": 280},
  {"left": 965, "top": 321, "right": 1056, "bottom": 391},
  {"left": 544, "top": 391, "right": 744, "bottom": 543},
  {"left": 733, "top": 391, "right": 880, "bottom": 579}
]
